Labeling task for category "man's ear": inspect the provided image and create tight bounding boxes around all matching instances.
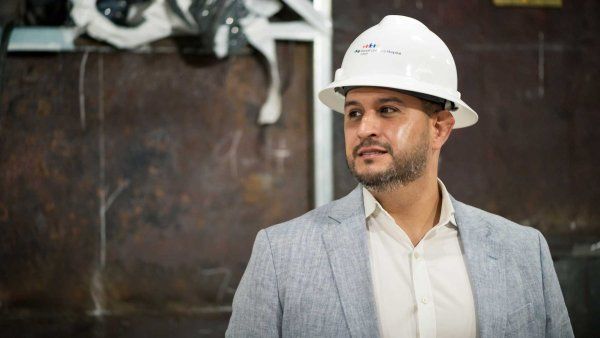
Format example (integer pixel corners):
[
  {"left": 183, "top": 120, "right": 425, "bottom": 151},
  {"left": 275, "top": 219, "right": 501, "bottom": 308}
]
[{"left": 431, "top": 110, "right": 455, "bottom": 150}]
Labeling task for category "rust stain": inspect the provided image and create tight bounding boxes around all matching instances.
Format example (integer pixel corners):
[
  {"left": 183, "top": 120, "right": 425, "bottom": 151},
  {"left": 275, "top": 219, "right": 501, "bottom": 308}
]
[
  {"left": 179, "top": 193, "right": 190, "bottom": 205},
  {"left": 0, "top": 202, "right": 8, "bottom": 222},
  {"left": 43, "top": 202, "right": 55, "bottom": 213},
  {"left": 36, "top": 158, "right": 50, "bottom": 177},
  {"left": 242, "top": 173, "right": 272, "bottom": 204},
  {"left": 25, "top": 135, "right": 36, "bottom": 146},
  {"left": 195, "top": 217, "right": 205, "bottom": 230},
  {"left": 50, "top": 130, "right": 74, "bottom": 157},
  {"left": 148, "top": 165, "right": 159, "bottom": 176},
  {"left": 36, "top": 99, "right": 52, "bottom": 117},
  {"left": 173, "top": 278, "right": 187, "bottom": 293},
  {"left": 154, "top": 187, "right": 165, "bottom": 199}
]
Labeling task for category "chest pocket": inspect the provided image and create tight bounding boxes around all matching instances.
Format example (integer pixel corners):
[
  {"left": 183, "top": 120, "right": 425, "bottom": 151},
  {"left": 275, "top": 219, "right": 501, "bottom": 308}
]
[{"left": 506, "top": 302, "right": 535, "bottom": 335}]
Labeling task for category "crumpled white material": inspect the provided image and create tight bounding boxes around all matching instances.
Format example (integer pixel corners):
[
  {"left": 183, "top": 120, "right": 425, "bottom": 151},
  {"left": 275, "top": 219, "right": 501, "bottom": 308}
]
[
  {"left": 240, "top": 15, "right": 281, "bottom": 124},
  {"left": 70, "top": 0, "right": 191, "bottom": 49},
  {"left": 70, "top": 0, "right": 329, "bottom": 124}
]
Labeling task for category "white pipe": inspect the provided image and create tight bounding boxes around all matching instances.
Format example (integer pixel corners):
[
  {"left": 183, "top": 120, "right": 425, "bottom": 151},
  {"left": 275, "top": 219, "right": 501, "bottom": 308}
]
[{"left": 312, "top": 0, "right": 333, "bottom": 207}]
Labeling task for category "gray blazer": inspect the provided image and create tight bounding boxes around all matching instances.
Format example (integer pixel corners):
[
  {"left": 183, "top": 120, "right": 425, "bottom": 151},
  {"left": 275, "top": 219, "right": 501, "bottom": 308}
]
[{"left": 226, "top": 186, "right": 573, "bottom": 337}]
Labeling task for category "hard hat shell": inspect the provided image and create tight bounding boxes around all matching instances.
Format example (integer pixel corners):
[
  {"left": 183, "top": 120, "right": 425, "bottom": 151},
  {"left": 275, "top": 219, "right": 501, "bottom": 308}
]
[{"left": 318, "top": 15, "right": 478, "bottom": 128}]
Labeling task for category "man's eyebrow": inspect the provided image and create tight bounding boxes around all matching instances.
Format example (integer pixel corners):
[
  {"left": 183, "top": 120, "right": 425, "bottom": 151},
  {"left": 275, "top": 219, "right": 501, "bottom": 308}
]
[
  {"left": 377, "top": 97, "right": 406, "bottom": 105},
  {"left": 344, "top": 97, "right": 407, "bottom": 108},
  {"left": 344, "top": 100, "right": 360, "bottom": 108}
]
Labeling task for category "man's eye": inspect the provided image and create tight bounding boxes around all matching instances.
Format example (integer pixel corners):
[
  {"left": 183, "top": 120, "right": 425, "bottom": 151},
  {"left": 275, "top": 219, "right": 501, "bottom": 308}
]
[
  {"left": 347, "top": 110, "right": 362, "bottom": 119},
  {"left": 379, "top": 106, "right": 398, "bottom": 114}
]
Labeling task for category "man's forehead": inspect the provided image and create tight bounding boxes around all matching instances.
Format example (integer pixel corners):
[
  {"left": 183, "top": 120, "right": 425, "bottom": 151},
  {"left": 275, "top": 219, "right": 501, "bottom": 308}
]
[{"left": 344, "top": 86, "right": 419, "bottom": 103}]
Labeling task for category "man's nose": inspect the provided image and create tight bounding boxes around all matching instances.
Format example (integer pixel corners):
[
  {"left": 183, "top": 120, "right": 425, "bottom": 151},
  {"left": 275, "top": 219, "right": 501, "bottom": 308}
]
[{"left": 357, "top": 111, "right": 380, "bottom": 139}]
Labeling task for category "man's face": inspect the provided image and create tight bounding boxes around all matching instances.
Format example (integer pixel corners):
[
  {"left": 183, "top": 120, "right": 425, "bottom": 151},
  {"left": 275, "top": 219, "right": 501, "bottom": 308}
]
[{"left": 343, "top": 87, "right": 432, "bottom": 192}]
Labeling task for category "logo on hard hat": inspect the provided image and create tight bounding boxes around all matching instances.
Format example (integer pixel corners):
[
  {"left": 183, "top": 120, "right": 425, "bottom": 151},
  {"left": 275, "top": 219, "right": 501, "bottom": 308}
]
[
  {"left": 354, "top": 41, "right": 401, "bottom": 56},
  {"left": 354, "top": 42, "right": 378, "bottom": 55}
]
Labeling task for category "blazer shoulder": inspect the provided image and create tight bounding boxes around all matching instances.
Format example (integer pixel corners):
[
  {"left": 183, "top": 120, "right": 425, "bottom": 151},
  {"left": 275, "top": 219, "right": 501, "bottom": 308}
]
[
  {"left": 263, "top": 199, "right": 336, "bottom": 241},
  {"left": 263, "top": 186, "right": 362, "bottom": 242},
  {"left": 454, "top": 199, "right": 541, "bottom": 242}
]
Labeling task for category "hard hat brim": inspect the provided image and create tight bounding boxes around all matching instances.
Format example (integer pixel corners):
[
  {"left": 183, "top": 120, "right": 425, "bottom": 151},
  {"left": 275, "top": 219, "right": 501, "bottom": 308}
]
[{"left": 318, "top": 75, "right": 478, "bottom": 129}]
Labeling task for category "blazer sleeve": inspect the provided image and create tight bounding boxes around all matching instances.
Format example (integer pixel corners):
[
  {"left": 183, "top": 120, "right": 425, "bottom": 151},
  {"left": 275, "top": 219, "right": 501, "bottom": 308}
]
[
  {"left": 226, "top": 229, "right": 282, "bottom": 337},
  {"left": 537, "top": 231, "right": 574, "bottom": 338}
]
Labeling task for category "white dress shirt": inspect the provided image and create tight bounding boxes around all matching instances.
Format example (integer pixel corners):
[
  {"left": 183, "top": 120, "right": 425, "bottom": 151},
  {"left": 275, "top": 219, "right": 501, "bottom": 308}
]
[{"left": 364, "top": 180, "right": 477, "bottom": 338}]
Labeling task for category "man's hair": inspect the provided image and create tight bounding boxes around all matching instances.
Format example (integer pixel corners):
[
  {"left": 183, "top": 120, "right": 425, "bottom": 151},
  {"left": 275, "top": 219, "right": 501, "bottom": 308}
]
[{"left": 421, "top": 99, "right": 443, "bottom": 116}]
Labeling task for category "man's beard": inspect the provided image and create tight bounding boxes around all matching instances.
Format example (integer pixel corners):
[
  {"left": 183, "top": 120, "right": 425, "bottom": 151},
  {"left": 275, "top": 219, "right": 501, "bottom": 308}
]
[{"left": 347, "top": 131, "right": 429, "bottom": 193}]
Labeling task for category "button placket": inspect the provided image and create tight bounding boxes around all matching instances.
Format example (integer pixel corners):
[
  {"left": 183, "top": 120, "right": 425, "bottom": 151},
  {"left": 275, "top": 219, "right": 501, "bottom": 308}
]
[{"left": 411, "top": 246, "right": 436, "bottom": 338}]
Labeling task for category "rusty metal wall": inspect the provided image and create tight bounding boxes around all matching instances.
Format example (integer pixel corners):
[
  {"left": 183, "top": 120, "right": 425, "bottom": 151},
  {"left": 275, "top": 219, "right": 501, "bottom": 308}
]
[
  {"left": 1, "top": 0, "right": 599, "bottom": 337},
  {"left": 0, "top": 43, "right": 311, "bottom": 336}
]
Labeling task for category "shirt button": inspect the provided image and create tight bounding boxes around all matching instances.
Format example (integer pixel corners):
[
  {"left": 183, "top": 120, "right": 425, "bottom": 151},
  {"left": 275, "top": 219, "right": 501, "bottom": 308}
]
[
  {"left": 414, "top": 252, "right": 421, "bottom": 259},
  {"left": 421, "top": 297, "right": 429, "bottom": 304}
]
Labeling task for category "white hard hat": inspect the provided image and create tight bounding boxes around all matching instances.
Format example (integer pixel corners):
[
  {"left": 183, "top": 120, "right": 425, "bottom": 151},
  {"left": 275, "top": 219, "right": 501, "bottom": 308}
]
[{"left": 318, "top": 15, "right": 478, "bottom": 128}]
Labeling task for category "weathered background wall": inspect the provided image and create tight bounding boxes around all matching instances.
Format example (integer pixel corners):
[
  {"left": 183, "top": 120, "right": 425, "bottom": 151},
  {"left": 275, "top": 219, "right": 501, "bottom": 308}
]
[
  {"left": 1, "top": 43, "right": 313, "bottom": 336},
  {"left": 1, "top": 0, "right": 598, "bottom": 337}
]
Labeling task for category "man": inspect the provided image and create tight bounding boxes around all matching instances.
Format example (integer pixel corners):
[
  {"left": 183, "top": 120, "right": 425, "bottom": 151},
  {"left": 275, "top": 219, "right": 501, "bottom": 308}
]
[{"left": 227, "top": 15, "right": 573, "bottom": 338}]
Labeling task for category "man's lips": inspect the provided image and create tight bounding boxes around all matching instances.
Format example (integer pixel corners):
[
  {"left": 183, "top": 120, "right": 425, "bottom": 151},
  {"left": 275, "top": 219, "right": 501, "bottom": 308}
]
[{"left": 357, "top": 146, "right": 388, "bottom": 158}]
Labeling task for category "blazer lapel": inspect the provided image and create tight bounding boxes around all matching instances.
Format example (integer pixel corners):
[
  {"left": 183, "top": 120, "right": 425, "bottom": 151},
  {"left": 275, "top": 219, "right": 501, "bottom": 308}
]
[
  {"left": 452, "top": 197, "right": 507, "bottom": 338},
  {"left": 321, "top": 186, "right": 380, "bottom": 338}
]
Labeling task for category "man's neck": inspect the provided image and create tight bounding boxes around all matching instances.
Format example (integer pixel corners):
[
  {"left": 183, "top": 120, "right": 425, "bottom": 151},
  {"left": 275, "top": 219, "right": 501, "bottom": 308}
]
[{"left": 370, "top": 171, "right": 441, "bottom": 246}]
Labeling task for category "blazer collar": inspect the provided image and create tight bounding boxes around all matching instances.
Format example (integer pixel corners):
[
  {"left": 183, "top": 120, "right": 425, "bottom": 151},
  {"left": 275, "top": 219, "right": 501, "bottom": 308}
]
[
  {"left": 328, "top": 185, "right": 364, "bottom": 223},
  {"left": 322, "top": 185, "right": 380, "bottom": 338},
  {"left": 452, "top": 196, "right": 508, "bottom": 338}
]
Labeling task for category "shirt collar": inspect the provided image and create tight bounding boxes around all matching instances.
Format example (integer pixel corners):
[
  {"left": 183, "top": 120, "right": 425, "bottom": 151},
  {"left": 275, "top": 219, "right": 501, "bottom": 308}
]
[
  {"left": 438, "top": 178, "right": 456, "bottom": 226},
  {"left": 362, "top": 178, "right": 456, "bottom": 227}
]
